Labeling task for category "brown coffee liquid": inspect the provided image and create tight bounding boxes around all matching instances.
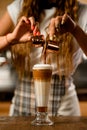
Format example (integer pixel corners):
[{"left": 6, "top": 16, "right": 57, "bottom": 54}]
[
  {"left": 43, "top": 51, "right": 47, "bottom": 64},
  {"left": 41, "top": 38, "right": 59, "bottom": 64},
  {"left": 33, "top": 69, "right": 52, "bottom": 80},
  {"left": 41, "top": 44, "right": 47, "bottom": 64},
  {"left": 37, "top": 107, "right": 47, "bottom": 112}
]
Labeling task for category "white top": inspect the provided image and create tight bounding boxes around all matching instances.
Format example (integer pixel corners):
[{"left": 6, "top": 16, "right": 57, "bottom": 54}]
[
  {"left": 7, "top": 0, "right": 23, "bottom": 25},
  {"left": 7, "top": 0, "right": 87, "bottom": 86}
]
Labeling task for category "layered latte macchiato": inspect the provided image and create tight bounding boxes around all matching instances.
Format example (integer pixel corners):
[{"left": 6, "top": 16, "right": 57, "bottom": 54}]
[
  {"left": 32, "top": 64, "right": 53, "bottom": 125},
  {"left": 33, "top": 64, "right": 52, "bottom": 112}
]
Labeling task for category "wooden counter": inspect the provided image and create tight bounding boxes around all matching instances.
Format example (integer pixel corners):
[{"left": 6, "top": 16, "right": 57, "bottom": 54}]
[{"left": 0, "top": 116, "right": 87, "bottom": 130}]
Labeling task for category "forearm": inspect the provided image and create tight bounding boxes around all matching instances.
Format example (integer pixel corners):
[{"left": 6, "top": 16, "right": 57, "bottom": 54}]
[
  {"left": 71, "top": 24, "right": 87, "bottom": 56},
  {"left": 0, "top": 33, "right": 17, "bottom": 51}
]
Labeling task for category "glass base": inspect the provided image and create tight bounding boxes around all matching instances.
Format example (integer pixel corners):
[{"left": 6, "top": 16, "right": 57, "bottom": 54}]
[{"left": 31, "top": 112, "right": 53, "bottom": 126}]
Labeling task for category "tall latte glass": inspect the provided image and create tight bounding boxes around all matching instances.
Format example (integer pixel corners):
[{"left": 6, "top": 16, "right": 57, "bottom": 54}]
[{"left": 31, "top": 64, "right": 53, "bottom": 126}]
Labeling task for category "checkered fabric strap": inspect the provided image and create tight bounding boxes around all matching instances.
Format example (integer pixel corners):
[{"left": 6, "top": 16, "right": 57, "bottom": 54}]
[{"left": 13, "top": 74, "right": 65, "bottom": 116}]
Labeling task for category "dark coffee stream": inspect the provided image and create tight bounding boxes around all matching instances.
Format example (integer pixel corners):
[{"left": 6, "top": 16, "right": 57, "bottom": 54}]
[{"left": 31, "top": 35, "right": 59, "bottom": 64}]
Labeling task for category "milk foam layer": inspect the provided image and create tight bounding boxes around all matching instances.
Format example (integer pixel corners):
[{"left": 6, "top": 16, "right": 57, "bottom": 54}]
[{"left": 33, "top": 64, "right": 52, "bottom": 70}]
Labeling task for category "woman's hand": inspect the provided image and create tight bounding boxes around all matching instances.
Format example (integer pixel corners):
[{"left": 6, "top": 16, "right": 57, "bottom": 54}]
[
  {"left": 48, "top": 13, "right": 76, "bottom": 38},
  {"left": 7, "top": 16, "right": 40, "bottom": 44}
]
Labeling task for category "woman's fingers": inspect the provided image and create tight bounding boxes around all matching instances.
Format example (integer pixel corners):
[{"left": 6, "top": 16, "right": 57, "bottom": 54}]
[
  {"left": 61, "top": 13, "right": 67, "bottom": 24},
  {"left": 29, "top": 17, "right": 40, "bottom": 35},
  {"left": 48, "top": 16, "right": 62, "bottom": 38},
  {"left": 33, "top": 22, "right": 40, "bottom": 36}
]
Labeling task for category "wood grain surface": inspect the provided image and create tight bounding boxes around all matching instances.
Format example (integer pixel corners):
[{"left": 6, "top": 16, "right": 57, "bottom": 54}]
[{"left": 0, "top": 116, "right": 87, "bottom": 130}]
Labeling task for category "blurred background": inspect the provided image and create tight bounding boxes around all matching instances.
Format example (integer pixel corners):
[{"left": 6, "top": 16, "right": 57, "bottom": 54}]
[
  {"left": 0, "top": 0, "right": 87, "bottom": 116},
  {"left": 0, "top": 0, "right": 17, "bottom": 116}
]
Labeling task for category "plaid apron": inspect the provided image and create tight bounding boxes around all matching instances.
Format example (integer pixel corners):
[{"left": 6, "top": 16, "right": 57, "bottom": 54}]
[{"left": 12, "top": 74, "right": 65, "bottom": 116}]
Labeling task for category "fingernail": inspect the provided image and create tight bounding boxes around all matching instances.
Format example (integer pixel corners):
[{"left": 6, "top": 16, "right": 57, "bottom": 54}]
[
  {"left": 33, "top": 31, "right": 37, "bottom": 36},
  {"left": 36, "top": 31, "right": 40, "bottom": 36},
  {"left": 31, "top": 25, "right": 35, "bottom": 30},
  {"left": 61, "top": 20, "right": 64, "bottom": 25}
]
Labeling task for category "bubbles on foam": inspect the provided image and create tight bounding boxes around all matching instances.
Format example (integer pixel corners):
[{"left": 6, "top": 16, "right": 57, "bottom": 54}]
[{"left": 33, "top": 64, "right": 52, "bottom": 70}]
